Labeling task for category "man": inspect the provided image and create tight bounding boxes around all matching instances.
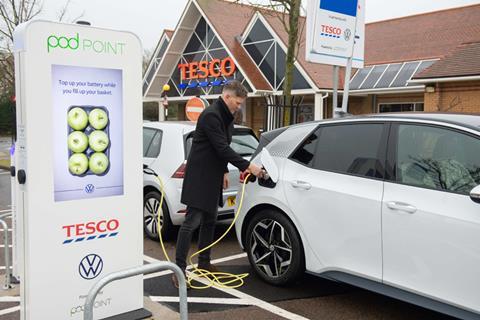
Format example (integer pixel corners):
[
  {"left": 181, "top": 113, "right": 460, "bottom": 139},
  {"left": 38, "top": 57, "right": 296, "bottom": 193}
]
[{"left": 172, "top": 80, "right": 263, "bottom": 287}]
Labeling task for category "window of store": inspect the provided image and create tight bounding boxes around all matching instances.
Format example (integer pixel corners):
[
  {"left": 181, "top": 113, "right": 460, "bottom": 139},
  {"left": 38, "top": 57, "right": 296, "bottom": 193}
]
[
  {"left": 166, "top": 17, "right": 251, "bottom": 97},
  {"left": 242, "top": 17, "right": 310, "bottom": 91},
  {"left": 379, "top": 103, "right": 424, "bottom": 113}
]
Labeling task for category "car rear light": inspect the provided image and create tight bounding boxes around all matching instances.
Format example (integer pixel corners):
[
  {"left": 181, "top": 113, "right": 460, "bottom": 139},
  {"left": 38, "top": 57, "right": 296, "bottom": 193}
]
[{"left": 172, "top": 162, "right": 187, "bottom": 179}]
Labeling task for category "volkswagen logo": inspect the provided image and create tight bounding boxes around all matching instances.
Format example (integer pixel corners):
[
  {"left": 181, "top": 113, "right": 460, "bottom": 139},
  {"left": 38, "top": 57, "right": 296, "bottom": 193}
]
[
  {"left": 79, "top": 254, "right": 103, "bottom": 280},
  {"left": 344, "top": 28, "right": 352, "bottom": 41},
  {"left": 85, "top": 184, "right": 95, "bottom": 194}
]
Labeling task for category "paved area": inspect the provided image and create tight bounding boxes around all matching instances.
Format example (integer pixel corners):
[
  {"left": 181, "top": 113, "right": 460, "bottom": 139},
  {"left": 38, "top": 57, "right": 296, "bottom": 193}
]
[
  {"left": 0, "top": 137, "right": 12, "bottom": 170},
  {"left": 0, "top": 171, "right": 458, "bottom": 319}
]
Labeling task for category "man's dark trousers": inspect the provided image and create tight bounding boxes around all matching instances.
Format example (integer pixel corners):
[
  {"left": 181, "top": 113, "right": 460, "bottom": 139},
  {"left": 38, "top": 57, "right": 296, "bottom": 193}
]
[{"left": 175, "top": 206, "right": 218, "bottom": 271}]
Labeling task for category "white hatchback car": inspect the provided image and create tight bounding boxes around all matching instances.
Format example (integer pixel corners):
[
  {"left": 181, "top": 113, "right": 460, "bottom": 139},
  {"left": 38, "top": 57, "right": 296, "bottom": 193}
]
[
  {"left": 143, "top": 121, "right": 258, "bottom": 239},
  {"left": 235, "top": 113, "right": 480, "bottom": 319}
]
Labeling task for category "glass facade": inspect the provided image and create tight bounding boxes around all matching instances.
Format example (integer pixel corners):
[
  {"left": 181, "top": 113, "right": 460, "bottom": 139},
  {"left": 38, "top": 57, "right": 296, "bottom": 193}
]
[
  {"left": 166, "top": 17, "right": 251, "bottom": 97},
  {"left": 243, "top": 18, "right": 311, "bottom": 91},
  {"left": 143, "top": 37, "right": 170, "bottom": 94}
]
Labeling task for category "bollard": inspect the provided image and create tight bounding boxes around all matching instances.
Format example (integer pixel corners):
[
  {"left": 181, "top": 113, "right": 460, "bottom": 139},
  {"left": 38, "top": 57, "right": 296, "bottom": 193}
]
[{"left": 84, "top": 261, "right": 188, "bottom": 320}]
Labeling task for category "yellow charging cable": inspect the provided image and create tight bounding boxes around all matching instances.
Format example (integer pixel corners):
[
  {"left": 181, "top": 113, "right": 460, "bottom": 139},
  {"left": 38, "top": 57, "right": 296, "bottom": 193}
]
[{"left": 153, "top": 173, "right": 251, "bottom": 289}]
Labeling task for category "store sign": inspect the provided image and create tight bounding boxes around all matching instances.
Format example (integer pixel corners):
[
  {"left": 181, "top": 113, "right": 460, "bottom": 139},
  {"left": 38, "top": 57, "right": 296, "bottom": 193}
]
[
  {"left": 306, "top": 0, "right": 365, "bottom": 68},
  {"left": 178, "top": 57, "right": 236, "bottom": 80}
]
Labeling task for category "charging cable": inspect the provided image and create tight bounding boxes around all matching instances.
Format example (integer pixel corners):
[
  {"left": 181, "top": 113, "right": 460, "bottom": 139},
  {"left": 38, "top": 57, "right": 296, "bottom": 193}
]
[{"left": 143, "top": 165, "right": 254, "bottom": 289}]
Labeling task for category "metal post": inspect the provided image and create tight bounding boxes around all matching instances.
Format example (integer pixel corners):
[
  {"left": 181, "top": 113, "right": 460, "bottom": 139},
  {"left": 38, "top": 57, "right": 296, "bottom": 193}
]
[
  {"left": 332, "top": 65, "right": 339, "bottom": 118},
  {"left": 0, "top": 213, "right": 12, "bottom": 289},
  {"left": 84, "top": 261, "right": 188, "bottom": 320},
  {"left": 340, "top": 56, "right": 353, "bottom": 114}
]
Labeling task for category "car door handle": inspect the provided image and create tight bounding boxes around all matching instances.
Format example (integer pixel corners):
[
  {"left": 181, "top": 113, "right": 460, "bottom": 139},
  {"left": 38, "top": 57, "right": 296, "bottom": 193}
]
[
  {"left": 386, "top": 201, "right": 417, "bottom": 214},
  {"left": 290, "top": 180, "right": 311, "bottom": 190}
]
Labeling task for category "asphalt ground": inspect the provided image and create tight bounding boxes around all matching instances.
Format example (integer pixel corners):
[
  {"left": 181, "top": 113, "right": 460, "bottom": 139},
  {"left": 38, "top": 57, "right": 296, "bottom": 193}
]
[{"left": 0, "top": 170, "right": 458, "bottom": 319}]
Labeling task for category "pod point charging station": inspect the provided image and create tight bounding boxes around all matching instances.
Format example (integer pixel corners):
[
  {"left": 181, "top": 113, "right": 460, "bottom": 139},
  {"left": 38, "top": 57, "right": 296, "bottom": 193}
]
[{"left": 13, "top": 20, "right": 148, "bottom": 319}]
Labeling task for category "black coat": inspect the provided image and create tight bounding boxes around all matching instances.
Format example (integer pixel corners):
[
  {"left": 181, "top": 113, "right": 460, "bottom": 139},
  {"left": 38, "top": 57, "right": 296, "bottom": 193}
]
[{"left": 181, "top": 97, "right": 250, "bottom": 213}]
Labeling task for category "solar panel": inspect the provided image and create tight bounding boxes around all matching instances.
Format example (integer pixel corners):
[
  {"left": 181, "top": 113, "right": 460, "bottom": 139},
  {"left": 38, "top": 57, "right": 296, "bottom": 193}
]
[
  {"left": 359, "top": 65, "right": 388, "bottom": 89},
  {"left": 391, "top": 61, "right": 420, "bottom": 87},
  {"left": 407, "top": 60, "right": 436, "bottom": 86},
  {"left": 350, "top": 67, "right": 372, "bottom": 90},
  {"left": 374, "top": 63, "right": 402, "bottom": 88}
]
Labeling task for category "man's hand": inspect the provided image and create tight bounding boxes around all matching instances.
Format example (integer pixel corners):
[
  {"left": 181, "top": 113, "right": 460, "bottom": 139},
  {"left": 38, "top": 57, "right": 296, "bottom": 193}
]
[
  {"left": 247, "top": 163, "right": 264, "bottom": 178},
  {"left": 223, "top": 173, "right": 229, "bottom": 190}
]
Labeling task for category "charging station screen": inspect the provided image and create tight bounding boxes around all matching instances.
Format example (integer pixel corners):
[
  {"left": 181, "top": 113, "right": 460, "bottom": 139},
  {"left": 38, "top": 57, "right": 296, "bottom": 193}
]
[{"left": 52, "top": 64, "right": 124, "bottom": 202}]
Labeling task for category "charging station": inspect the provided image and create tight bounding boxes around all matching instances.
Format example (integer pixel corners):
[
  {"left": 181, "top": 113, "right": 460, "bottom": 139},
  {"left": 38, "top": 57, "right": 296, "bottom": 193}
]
[{"left": 13, "top": 21, "right": 146, "bottom": 319}]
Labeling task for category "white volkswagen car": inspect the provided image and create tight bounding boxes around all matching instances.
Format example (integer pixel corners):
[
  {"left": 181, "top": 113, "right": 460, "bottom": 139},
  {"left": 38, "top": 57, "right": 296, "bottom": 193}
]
[
  {"left": 143, "top": 121, "right": 258, "bottom": 240},
  {"left": 235, "top": 113, "right": 480, "bottom": 319}
]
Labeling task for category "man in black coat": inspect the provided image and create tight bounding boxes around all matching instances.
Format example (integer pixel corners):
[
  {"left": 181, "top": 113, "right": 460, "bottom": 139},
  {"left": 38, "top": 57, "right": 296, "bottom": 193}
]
[{"left": 173, "top": 81, "right": 263, "bottom": 286}]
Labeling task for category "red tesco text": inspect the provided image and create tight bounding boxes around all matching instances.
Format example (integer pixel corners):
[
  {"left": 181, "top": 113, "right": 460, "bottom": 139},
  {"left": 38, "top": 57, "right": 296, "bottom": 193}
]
[
  {"left": 63, "top": 219, "right": 119, "bottom": 237},
  {"left": 321, "top": 25, "right": 342, "bottom": 35}
]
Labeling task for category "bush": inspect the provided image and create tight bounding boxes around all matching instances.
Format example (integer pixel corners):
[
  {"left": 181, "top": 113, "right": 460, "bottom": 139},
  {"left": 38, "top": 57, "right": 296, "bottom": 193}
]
[{"left": 0, "top": 97, "right": 15, "bottom": 136}]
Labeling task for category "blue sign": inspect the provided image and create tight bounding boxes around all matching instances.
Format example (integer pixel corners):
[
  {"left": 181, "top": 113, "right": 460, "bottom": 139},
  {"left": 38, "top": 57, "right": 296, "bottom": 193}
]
[
  {"left": 79, "top": 254, "right": 103, "bottom": 280},
  {"left": 320, "top": 0, "right": 358, "bottom": 17}
]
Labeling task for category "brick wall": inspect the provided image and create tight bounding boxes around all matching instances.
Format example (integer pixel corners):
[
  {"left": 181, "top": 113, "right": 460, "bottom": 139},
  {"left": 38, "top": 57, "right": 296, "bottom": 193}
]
[{"left": 424, "top": 81, "right": 480, "bottom": 114}]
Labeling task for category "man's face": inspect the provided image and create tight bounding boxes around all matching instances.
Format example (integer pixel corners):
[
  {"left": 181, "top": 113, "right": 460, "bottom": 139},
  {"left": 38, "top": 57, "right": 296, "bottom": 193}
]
[{"left": 223, "top": 93, "right": 245, "bottom": 114}]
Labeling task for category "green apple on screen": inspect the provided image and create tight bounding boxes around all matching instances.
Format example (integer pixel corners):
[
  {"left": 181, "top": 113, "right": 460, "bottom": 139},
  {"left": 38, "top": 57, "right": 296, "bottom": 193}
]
[
  {"left": 89, "top": 152, "right": 109, "bottom": 175},
  {"left": 68, "top": 153, "right": 88, "bottom": 175},
  {"left": 89, "top": 130, "right": 109, "bottom": 152},
  {"left": 89, "top": 108, "right": 109, "bottom": 130},
  {"left": 67, "top": 107, "right": 88, "bottom": 130},
  {"left": 67, "top": 131, "right": 88, "bottom": 153}
]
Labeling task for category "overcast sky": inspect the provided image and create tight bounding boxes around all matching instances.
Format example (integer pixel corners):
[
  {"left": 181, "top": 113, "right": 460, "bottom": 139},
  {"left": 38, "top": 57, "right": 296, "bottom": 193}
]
[{"left": 37, "top": 0, "right": 480, "bottom": 52}]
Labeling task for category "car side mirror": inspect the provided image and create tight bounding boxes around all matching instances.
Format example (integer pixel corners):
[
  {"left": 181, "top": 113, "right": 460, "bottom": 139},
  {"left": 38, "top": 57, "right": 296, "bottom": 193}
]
[{"left": 470, "top": 185, "right": 480, "bottom": 204}]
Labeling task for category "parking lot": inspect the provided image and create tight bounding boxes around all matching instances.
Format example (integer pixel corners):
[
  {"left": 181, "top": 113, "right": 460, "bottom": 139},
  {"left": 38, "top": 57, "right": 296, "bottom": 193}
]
[{"left": 0, "top": 169, "right": 457, "bottom": 320}]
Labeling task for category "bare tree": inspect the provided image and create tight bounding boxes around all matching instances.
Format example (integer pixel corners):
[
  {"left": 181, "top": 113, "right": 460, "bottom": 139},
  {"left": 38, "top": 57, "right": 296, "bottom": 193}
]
[
  {"left": 0, "top": 0, "right": 82, "bottom": 96},
  {"left": 236, "top": 0, "right": 304, "bottom": 125}
]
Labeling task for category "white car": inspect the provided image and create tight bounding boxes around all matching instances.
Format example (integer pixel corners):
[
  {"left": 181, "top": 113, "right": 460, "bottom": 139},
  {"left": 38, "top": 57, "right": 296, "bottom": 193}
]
[
  {"left": 235, "top": 113, "right": 480, "bottom": 319},
  {"left": 143, "top": 121, "right": 258, "bottom": 239}
]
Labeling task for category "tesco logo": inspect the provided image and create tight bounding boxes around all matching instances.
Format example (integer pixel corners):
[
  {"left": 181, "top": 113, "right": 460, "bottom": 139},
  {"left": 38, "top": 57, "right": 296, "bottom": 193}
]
[
  {"left": 62, "top": 219, "right": 119, "bottom": 244},
  {"left": 321, "top": 25, "right": 342, "bottom": 38}
]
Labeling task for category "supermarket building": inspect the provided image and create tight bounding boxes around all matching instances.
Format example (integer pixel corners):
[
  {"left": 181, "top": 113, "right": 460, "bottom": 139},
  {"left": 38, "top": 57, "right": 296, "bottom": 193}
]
[{"left": 143, "top": 0, "right": 480, "bottom": 134}]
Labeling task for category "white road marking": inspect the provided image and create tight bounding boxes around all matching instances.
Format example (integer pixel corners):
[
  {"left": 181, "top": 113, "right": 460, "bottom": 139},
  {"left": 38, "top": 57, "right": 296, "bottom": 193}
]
[
  {"left": 143, "top": 253, "right": 246, "bottom": 280},
  {"left": 0, "top": 306, "right": 20, "bottom": 315},
  {"left": 0, "top": 296, "right": 19, "bottom": 302},
  {"left": 0, "top": 172, "right": 10, "bottom": 176},
  {"left": 0, "top": 245, "right": 12, "bottom": 248},
  {"left": 144, "top": 254, "right": 309, "bottom": 320},
  {"left": 0, "top": 266, "right": 13, "bottom": 270},
  {"left": 0, "top": 229, "right": 12, "bottom": 232},
  {"left": 149, "top": 296, "right": 253, "bottom": 305},
  {"left": 0, "top": 210, "right": 12, "bottom": 213}
]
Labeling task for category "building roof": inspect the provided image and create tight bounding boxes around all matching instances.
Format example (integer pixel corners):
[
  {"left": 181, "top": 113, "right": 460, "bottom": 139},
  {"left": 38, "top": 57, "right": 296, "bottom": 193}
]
[
  {"left": 164, "top": 29, "right": 174, "bottom": 40},
  {"left": 365, "top": 4, "right": 480, "bottom": 65},
  {"left": 197, "top": 0, "right": 273, "bottom": 91},
  {"left": 145, "top": 0, "right": 480, "bottom": 97},
  {"left": 414, "top": 42, "right": 480, "bottom": 79}
]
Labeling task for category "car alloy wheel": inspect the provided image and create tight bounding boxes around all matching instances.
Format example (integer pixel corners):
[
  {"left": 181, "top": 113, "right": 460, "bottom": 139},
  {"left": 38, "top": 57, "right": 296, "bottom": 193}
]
[
  {"left": 250, "top": 219, "right": 292, "bottom": 278},
  {"left": 143, "top": 191, "right": 174, "bottom": 240},
  {"left": 246, "top": 209, "right": 305, "bottom": 286}
]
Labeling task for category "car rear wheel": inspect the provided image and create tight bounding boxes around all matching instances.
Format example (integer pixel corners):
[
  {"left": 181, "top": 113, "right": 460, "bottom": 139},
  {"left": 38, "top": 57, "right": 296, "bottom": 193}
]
[
  {"left": 245, "top": 209, "right": 305, "bottom": 286},
  {"left": 143, "top": 191, "right": 174, "bottom": 241}
]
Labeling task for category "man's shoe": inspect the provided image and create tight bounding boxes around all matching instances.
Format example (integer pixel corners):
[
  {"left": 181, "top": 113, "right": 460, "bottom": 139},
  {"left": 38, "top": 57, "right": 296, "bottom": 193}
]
[
  {"left": 171, "top": 273, "right": 190, "bottom": 290},
  {"left": 197, "top": 263, "right": 221, "bottom": 274}
]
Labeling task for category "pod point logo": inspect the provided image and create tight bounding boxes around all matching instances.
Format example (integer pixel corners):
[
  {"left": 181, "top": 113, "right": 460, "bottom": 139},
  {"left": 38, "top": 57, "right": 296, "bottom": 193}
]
[
  {"left": 47, "top": 33, "right": 126, "bottom": 54},
  {"left": 79, "top": 254, "right": 103, "bottom": 280},
  {"left": 344, "top": 29, "right": 352, "bottom": 41}
]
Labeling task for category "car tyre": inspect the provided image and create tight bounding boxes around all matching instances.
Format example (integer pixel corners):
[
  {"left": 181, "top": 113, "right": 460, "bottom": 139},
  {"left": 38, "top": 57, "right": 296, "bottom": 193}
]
[
  {"left": 245, "top": 209, "right": 305, "bottom": 286},
  {"left": 143, "top": 190, "right": 174, "bottom": 241}
]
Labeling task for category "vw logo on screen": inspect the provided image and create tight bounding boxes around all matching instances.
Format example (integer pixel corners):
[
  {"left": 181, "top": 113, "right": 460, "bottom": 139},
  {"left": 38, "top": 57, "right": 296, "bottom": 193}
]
[
  {"left": 85, "top": 184, "right": 95, "bottom": 194},
  {"left": 79, "top": 254, "right": 103, "bottom": 280}
]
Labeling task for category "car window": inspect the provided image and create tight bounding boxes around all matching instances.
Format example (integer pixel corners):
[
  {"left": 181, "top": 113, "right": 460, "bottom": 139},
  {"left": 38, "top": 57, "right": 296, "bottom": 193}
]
[
  {"left": 231, "top": 131, "right": 259, "bottom": 156},
  {"left": 308, "top": 123, "right": 385, "bottom": 178},
  {"left": 184, "top": 129, "right": 259, "bottom": 158},
  {"left": 146, "top": 130, "right": 162, "bottom": 158},
  {"left": 291, "top": 129, "right": 320, "bottom": 167},
  {"left": 396, "top": 124, "right": 480, "bottom": 195},
  {"left": 143, "top": 128, "right": 156, "bottom": 157}
]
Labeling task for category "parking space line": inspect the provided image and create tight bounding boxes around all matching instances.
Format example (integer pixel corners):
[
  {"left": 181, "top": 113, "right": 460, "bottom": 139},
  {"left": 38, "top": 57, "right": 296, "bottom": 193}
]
[
  {"left": 143, "top": 253, "right": 246, "bottom": 280},
  {"left": 0, "top": 306, "right": 20, "bottom": 315},
  {"left": 0, "top": 245, "right": 12, "bottom": 248},
  {"left": 0, "top": 266, "right": 13, "bottom": 270},
  {"left": 0, "top": 172, "right": 10, "bottom": 176},
  {"left": 144, "top": 254, "right": 309, "bottom": 320},
  {"left": 149, "top": 296, "right": 253, "bottom": 305},
  {"left": 0, "top": 297, "right": 19, "bottom": 302}
]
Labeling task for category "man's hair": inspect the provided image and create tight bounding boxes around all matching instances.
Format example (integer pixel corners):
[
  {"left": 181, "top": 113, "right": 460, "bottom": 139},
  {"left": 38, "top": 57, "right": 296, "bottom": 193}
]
[{"left": 222, "top": 80, "right": 248, "bottom": 98}]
